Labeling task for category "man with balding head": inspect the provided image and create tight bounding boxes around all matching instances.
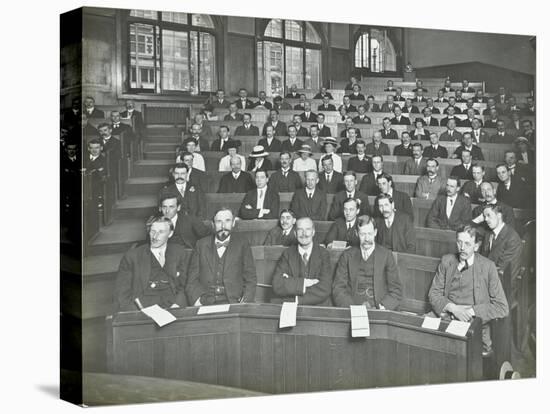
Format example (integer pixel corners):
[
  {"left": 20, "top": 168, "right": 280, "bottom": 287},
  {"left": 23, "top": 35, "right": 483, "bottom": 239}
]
[
  {"left": 471, "top": 182, "right": 515, "bottom": 232},
  {"left": 426, "top": 177, "right": 472, "bottom": 230},
  {"left": 217, "top": 157, "right": 255, "bottom": 193},
  {"left": 365, "top": 131, "right": 391, "bottom": 157}
]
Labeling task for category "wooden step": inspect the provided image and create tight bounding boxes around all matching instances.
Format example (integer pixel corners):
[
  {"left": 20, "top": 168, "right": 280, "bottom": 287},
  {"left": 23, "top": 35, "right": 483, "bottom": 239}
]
[
  {"left": 131, "top": 159, "right": 173, "bottom": 177},
  {"left": 113, "top": 195, "right": 158, "bottom": 219},
  {"left": 125, "top": 176, "right": 167, "bottom": 196},
  {"left": 145, "top": 125, "right": 184, "bottom": 136},
  {"left": 143, "top": 150, "right": 175, "bottom": 161},
  {"left": 144, "top": 142, "right": 179, "bottom": 151}
]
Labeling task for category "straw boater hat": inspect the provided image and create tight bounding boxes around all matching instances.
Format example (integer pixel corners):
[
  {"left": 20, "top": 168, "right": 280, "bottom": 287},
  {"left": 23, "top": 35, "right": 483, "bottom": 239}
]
[
  {"left": 514, "top": 136, "right": 529, "bottom": 145},
  {"left": 322, "top": 136, "right": 338, "bottom": 148},
  {"left": 249, "top": 145, "right": 269, "bottom": 158},
  {"left": 297, "top": 144, "right": 313, "bottom": 155}
]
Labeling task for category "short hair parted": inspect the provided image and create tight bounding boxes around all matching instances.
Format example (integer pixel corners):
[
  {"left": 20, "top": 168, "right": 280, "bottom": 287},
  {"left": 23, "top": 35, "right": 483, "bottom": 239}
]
[
  {"left": 279, "top": 151, "right": 292, "bottom": 159},
  {"left": 376, "top": 193, "right": 394, "bottom": 205},
  {"left": 172, "top": 162, "right": 189, "bottom": 172},
  {"left": 255, "top": 169, "right": 269, "bottom": 178},
  {"left": 343, "top": 170, "right": 357, "bottom": 179},
  {"left": 412, "top": 142, "right": 423, "bottom": 150},
  {"left": 376, "top": 172, "right": 393, "bottom": 185},
  {"left": 343, "top": 197, "right": 360, "bottom": 209},
  {"left": 88, "top": 138, "right": 103, "bottom": 147},
  {"left": 447, "top": 175, "right": 461, "bottom": 186},
  {"left": 146, "top": 215, "right": 174, "bottom": 232},
  {"left": 97, "top": 122, "right": 111, "bottom": 130},
  {"left": 482, "top": 203, "right": 504, "bottom": 215},
  {"left": 279, "top": 208, "right": 296, "bottom": 219},
  {"left": 159, "top": 191, "right": 181, "bottom": 207},
  {"left": 212, "top": 206, "right": 235, "bottom": 222},
  {"left": 357, "top": 214, "right": 377, "bottom": 230},
  {"left": 356, "top": 139, "right": 366, "bottom": 147},
  {"left": 456, "top": 224, "right": 482, "bottom": 244},
  {"left": 427, "top": 157, "right": 439, "bottom": 166}
]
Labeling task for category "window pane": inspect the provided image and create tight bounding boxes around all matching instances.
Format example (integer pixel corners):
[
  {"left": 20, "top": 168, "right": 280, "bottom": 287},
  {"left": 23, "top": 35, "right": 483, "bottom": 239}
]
[
  {"left": 285, "top": 20, "right": 303, "bottom": 42},
  {"left": 162, "top": 30, "right": 190, "bottom": 91},
  {"left": 257, "top": 41, "right": 283, "bottom": 96},
  {"left": 130, "top": 9, "right": 158, "bottom": 19},
  {"left": 161, "top": 12, "right": 188, "bottom": 24},
  {"left": 305, "top": 49, "right": 321, "bottom": 90},
  {"left": 189, "top": 31, "right": 200, "bottom": 94},
  {"left": 264, "top": 19, "right": 282, "bottom": 38},
  {"left": 285, "top": 46, "right": 303, "bottom": 89},
  {"left": 199, "top": 32, "right": 216, "bottom": 92},
  {"left": 305, "top": 22, "right": 321, "bottom": 44},
  {"left": 129, "top": 23, "right": 158, "bottom": 89},
  {"left": 370, "top": 38, "right": 381, "bottom": 72},
  {"left": 192, "top": 14, "right": 214, "bottom": 28}
]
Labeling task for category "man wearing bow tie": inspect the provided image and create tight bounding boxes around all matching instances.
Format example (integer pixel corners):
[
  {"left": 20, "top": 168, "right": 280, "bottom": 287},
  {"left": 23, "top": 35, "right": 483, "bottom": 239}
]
[
  {"left": 186, "top": 208, "right": 257, "bottom": 306},
  {"left": 428, "top": 225, "right": 509, "bottom": 356}
]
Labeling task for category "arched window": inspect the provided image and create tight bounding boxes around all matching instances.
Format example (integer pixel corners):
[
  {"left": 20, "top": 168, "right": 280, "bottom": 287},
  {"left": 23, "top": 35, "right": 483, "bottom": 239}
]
[
  {"left": 257, "top": 19, "right": 322, "bottom": 96},
  {"left": 355, "top": 28, "right": 396, "bottom": 73},
  {"left": 127, "top": 10, "right": 217, "bottom": 94}
]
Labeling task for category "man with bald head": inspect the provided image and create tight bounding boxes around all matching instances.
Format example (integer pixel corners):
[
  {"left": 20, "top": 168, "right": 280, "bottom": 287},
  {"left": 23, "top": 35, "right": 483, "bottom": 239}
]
[
  {"left": 365, "top": 131, "right": 391, "bottom": 157},
  {"left": 471, "top": 182, "right": 516, "bottom": 232},
  {"left": 217, "top": 156, "right": 255, "bottom": 193},
  {"left": 272, "top": 217, "right": 333, "bottom": 305}
]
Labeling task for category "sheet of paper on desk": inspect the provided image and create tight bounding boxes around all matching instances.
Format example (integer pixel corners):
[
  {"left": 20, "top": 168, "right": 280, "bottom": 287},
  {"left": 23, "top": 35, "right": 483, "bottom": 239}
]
[
  {"left": 331, "top": 240, "right": 348, "bottom": 250},
  {"left": 422, "top": 316, "right": 441, "bottom": 330},
  {"left": 197, "top": 304, "right": 231, "bottom": 315},
  {"left": 141, "top": 304, "right": 177, "bottom": 327},
  {"left": 350, "top": 305, "right": 370, "bottom": 337},
  {"left": 445, "top": 320, "right": 471, "bottom": 336},
  {"left": 279, "top": 301, "right": 298, "bottom": 328}
]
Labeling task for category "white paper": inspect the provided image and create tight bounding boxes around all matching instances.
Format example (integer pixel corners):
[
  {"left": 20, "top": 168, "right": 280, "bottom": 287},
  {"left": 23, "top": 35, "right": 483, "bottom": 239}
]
[
  {"left": 279, "top": 301, "right": 298, "bottom": 328},
  {"left": 445, "top": 320, "right": 471, "bottom": 336},
  {"left": 422, "top": 316, "right": 441, "bottom": 330},
  {"left": 350, "top": 305, "right": 370, "bottom": 337},
  {"left": 141, "top": 304, "right": 176, "bottom": 327},
  {"left": 331, "top": 240, "right": 348, "bottom": 250},
  {"left": 197, "top": 304, "right": 231, "bottom": 315}
]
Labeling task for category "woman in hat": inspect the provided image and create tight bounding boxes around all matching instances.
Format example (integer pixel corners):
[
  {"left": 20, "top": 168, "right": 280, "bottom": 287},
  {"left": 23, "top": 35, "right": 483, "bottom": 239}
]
[
  {"left": 247, "top": 145, "right": 272, "bottom": 172},
  {"left": 292, "top": 144, "right": 317, "bottom": 172},
  {"left": 318, "top": 137, "right": 342, "bottom": 172}
]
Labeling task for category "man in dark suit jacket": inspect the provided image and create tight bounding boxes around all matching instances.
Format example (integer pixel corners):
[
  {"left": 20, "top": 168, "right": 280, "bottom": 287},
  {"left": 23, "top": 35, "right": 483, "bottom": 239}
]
[
  {"left": 292, "top": 115, "right": 310, "bottom": 137},
  {"left": 159, "top": 193, "right": 212, "bottom": 248},
  {"left": 359, "top": 155, "right": 385, "bottom": 195},
  {"left": 452, "top": 134, "right": 484, "bottom": 161},
  {"left": 364, "top": 96, "right": 380, "bottom": 112},
  {"left": 339, "top": 95, "right": 357, "bottom": 113},
  {"left": 285, "top": 84, "right": 300, "bottom": 99},
  {"left": 217, "top": 157, "right": 255, "bottom": 193},
  {"left": 489, "top": 120, "right": 515, "bottom": 144},
  {"left": 352, "top": 105, "right": 372, "bottom": 124},
  {"left": 461, "top": 165, "right": 485, "bottom": 205},
  {"left": 299, "top": 102, "right": 318, "bottom": 123},
  {"left": 315, "top": 113, "right": 332, "bottom": 137},
  {"left": 234, "top": 88, "right": 255, "bottom": 110},
  {"left": 380, "top": 96, "right": 399, "bottom": 113},
  {"left": 332, "top": 215, "right": 402, "bottom": 309},
  {"left": 114, "top": 216, "right": 189, "bottom": 312},
  {"left": 313, "top": 87, "right": 334, "bottom": 100},
  {"left": 349, "top": 84, "right": 365, "bottom": 101},
  {"left": 258, "top": 125, "right": 283, "bottom": 153},
  {"left": 366, "top": 132, "right": 391, "bottom": 157},
  {"left": 423, "top": 133, "right": 448, "bottom": 159},
  {"left": 471, "top": 182, "right": 516, "bottom": 232},
  {"left": 347, "top": 140, "right": 372, "bottom": 174},
  {"left": 252, "top": 91, "right": 272, "bottom": 110},
  {"left": 210, "top": 89, "right": 231, "bottom": 109},
  {"left": 373, "top": 173, "right": 414, "bottom": 222},
  {"left": 328, "top": 171, "right": 371, "bottom": 220},
  {"left": 272, "top": 218, "right": 333, "bottom": 305},
  {"left": 318, "top": 156, "right": 344, "bottom": 194},
  {"left": 234, "top": 113, "right": 260, "bottom": 136},
  {"left": 210, "top": 125, "right": 235, "bottom": 152},
  {"left": 402, "top": 143, "right": 427, "bottom": 175},
  {"left": 224, "top": 103, "right": 244, "bottom": 122},
  {"left": 97, "top": 123, "right": 122, "bottom": 161},
  {"left": 393, "top": 88, "right": 405, "bottom": 102},
  {"left": 281, "top": 125, "right": 304, "bottom": 153},
  {"left": 160, "top": 163, "right": 206, "bottom": 218},
  {"left": 496, "top": 164, "right": 531, "bottom": 209},
  {"left": 186, "top": 208, "right": 257, "bottom": 305},
  {"left": 402, "top": 99, "right": 420, "bottom": 115},
  {"left": 262, "top": 109, "right": 287, "bottom": 137},
  {"left": 317, "top": 95, "right": 337, "bottom": 112},
  {"left": 110, "top": 110, "right": 134, "bottom": 147},
  {"left": 424, "top": 98, "right": 441, "bottom": 114},
  {"left": 390, "top": 106, "right": 411, "bottom": 126},
  {"left": 268, "top": 152, "right": 303, "bottom": 193},
  {"left": 238, "top": 170, "right": 279, "bottom": 220},
  {"left": 426, "top": 177, "right": 472, "bottom": 230},
  {"left": 264, "top": 209, "right": 298, "bottom": 246},
  {"left": 379, "top": 118, "right": 399, "bottom": 140},
  {"left": 324, "top": 198, "right": 361, "bottom": 248},
  {"left": 121, "top": 100, "right": 144, "bottom": 139},
  {"left": 83, "top": 96, "right": 105, "bottom": 119},
  {"left": 290, "top": 170, "right": 327, "bottom": 220},
  {"left": 374, "top": 194, "right": 416, "bottom": 254},
  {"left": 84, "top": 139, "right": 107, "bottom": 206},
  {"left": 450, "top": 150, "right": 474, "bottom": 180}
]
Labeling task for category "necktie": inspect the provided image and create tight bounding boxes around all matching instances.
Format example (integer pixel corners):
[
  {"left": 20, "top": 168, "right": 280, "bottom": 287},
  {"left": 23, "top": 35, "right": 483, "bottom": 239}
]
[
  {"left": 326, "top": 174, "right": 331, "bottom": 183},
  {"left": 348, "top": 223, "right": 352, "bottom": 230},
  {"left": 155, "top": 250, "right": 165, "bottom": 267},
  {"left": 459, "top": 261, "right": 469, "bottom": 272},
  {"left": 302, "top": 252, "right": 308, "bottom": 266},
  {"left": 489, "top": 233, "right": 495, "bottom": 250},
  {"left": 308, "top": 192, "right": 313, "bottom": 199},
  {"left": 259, "top": 189, "right": 264, "bottom": 200},
  {"left": 283, "top": 170, "right": 288, "bottom": 177}
]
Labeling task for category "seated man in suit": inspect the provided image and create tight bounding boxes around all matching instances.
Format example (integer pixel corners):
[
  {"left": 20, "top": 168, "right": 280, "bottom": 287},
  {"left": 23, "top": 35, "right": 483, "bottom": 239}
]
[
  {"left": 110, "top": 110, "right": 134, "bottom": 146},
  {"left": 504, "top": 150, "right": 533, "bottom": 184},
  {"left": 210, "top": 89, "right": 231, "bottom": 109},
  {"left": 317, "top": 95, "right": 337, "bottom": 112},
  {"left": 191, "top": 113, "right": 213, "bottom": 139},
  {"left": 247, "top": 145, "right": 273, "bottom": 173},
  {"left": 471, "top": 182, "right": 515, "bottom": 232},
  {"left": 421, "top": 106, "right": 439, "bottom": 127},
  {"left": 374, "top": 173, "right": 414, "bottom": 222},
  {"left": 440, "top": 79, "right": 454, "bottom": 93},
  {"left": 473, "top": 89, "right": 488, "bottom": 104},
  {"left": 269, "top": 151, "right": 303, "bottom": 193},
  {"left": 325, "top": 198, "right": 362, "bottom": 248},
  {"left": 505, "top": 96, "right": 521, "bottom": 115},
  {"left": 402, "top": 98, "right": 420, "bottom": 115},
  {"left": 460, "top": 80, "right": 475, "bottom": 93},
  {"left": 160, "top": 163, "right": 206, "bottom": 218},
  {"left": 290, "top": 169, "right": 327, "bottom": 220},
  {"left": 450, "top": 149, "right": 474, "bottom": 180},
  {"left": 426, "top": 176, "right": 472, "bottom": 230},
  {"left": 483, "top": 97, "right": 500, "bottom": 116},
  {"left": 299, "top": 101, "right": 317, "bottom": 123},
  {"left": 428, "top": 225, "right": 509, "bottom": 356},
  {"left": 415, "top": 158, "right": 446, "bottom": 200},
  {"left": 318, "top": 155, "right": 344, "bottom": 194},
  {"left": 179, "top": 151, "right": 207, "bottom": 191},
  {"left": 521, "top": 119, "right": 536, "bottom": 146},
  {"left": 328, "top": 171, "right": 371, "bottom": 221},
  {"left": 273, "top": 95, "right": 292, "bottom": 111},
  {"left": 332, "top": 215, "right": 402, "bottom": 309},
  {"left": 258, "top": 125, "right": 283, "bottom": 153},
  {"left": 292, "top": 115, "right": 310, "bottom": 137},
  {"left": 218, "top": 140, "right": 246, "bottom": 172},
  {"left": 304, "top": 124, "right": 324, "bottom": 153},
  {"left": 424, "top": 98, "right": 441, "bottom": 115},
  {"left": 160, "top": 193, "right": 212, "bottom": 248},
  {"left": 393, "top": 87, "right": 405, "bottom": 102},
  {"left": 380, "top": 95, "right": 399, "bottom": 113},
  {"left": 338, "top": 127, "right": 360, "bottom": 154},
  {"left": 411, "top": 118, "right": 430, "bottom": 143},
  {"left": 403, "top": 142, "right": 427, "bottom": 175},
  {"left": 83, "top": 138, "right": 107, "bottom": 208},
  {"left": 384, "top": 80, "right": 396, "bottom": 92},
  {"left": 464, "top": 99, "right": 480, "bottom": 115},
  {"left": 114, "top": 216, "right": 189, "bottom": 312},
  {"left": 490, "top": 120, "right": 515, "bottom": 144},
  {"left": 339, "top": 116, "right": 357, "bottom": 138},
  {"left": 210, "top": 125, "right": 234, "bottom": 152},
  {"left": 440, "top": 105, "right": 461, "bottom": 127},
  {"left": 281, "top": 125, "right": 304, "bottom": 154},
  {"left": 97, "top": 123, "right": 122, "bottom": 161},
  {"left": 176, "top": 140, "right": 205, "bottom": 172},
  {"left": 366, "top": 131, "right": 391, "bottom": 157},
  {"left": 443, "top": 97, "right": 462, "bottom": 115},
  {"left": 262, "top": 109, "right": 287, "bottom": 137},
  {"left": 364, "top": 95, "right": 380, "bottom": 112},
  {"left": 121, "top": 99, "right": 144, "bottom": 139},
  {"left": 218, "top": 156, "right": 255, "bottom": 194},
  {"left": 264, "top": 209, "right": 298, "bottom": 246},
  {"left": 374, "top": 193, "right": 416, "bottom": 253},
  {"left": 293, "top": 94, "right": 307, "bottom": 110},
  {"left": 522, "top": 96, "right": 535, "bottom": 115},
  {"left": 461, "top": 164, "right": 486, "bottom": 204},
  {"left": 313, "top": 86, "right": 334, "bottom": 100},
  {"left": 339, "top": 95, "right": 357, "bottom": 113},
  {"left": 272, "top": 217, "right": 333, "bottom": 305},
  {"left": 252, "top": 90, "right": 272, "bottom": 110},
  {"left": 286, "top": 84, "right": 299, "bottom": 99},
  {"left": 412, "top": 90, "right": 427, "bottom": 103},
  {"left": 239, "top": 170, "right": 279, "bottom": 220},
  {"left": 440, "top": 119, "right": 463, "bottom": 143},
  {"left": 496, "top": 163, "right": 531, "bottom": 209},
  {"left": 234, "top": 88, "right": 255, "bottom": 110},
  {"left": 423, "top": 132, "right": 449, "bottom": 159},
  {"left": 434, "top": 89, "right": 449, "bottom": 103},
  {"left": 315, "top": 113, "right": 332, "bottom": 137},
  {"left": 484, "top": 108, "right": 500, "bottom": 129},
  {"left": 186, "top": 208, "right": 257, "bottom": 306},
  {"left": 293, "top": 144, "right": 317, "bottom": 172},
  {"left": 470, "top": 118, "right": 488, "bottom": 144},
  {"left": 452, "top": 132, "right": 484, "bottom": 161},
  {"left": 359, "top": 155, "right": 384, "bottom": 195},
  {"left": 390, "top": 105, "right": 411, "bottom": 126},
  {"left": 181, "top": 123, "right": 210, "bottom": 151},
  {"left": 507, "top": 111, "right": 522, "bottom": 132},
  {"left": 379, "top": 117, "right": 399, "bottom": 140},
  {"left": 352, "top": 105, "right": 372, "bottom": 124},
  {"left": 413, "top": 80, "right": 427, "bottom": 93},
  {"left": 318, "top": 137, "right": 342, "bottom": 172},
  {"left": 347, "top": 140, "right": 372, "bottom": 173},
  {"left": 349, "top": 83, "right": 365, "bottom": 101},
  {"left": 393, "top": 131, "right": 413, "bottom": 157},
  {"left": 454, "top": 90, "right": 467, "bottom": 104},
  {"left": 514, "top": 136, "right": 535, "bottom": 166},
  {"left": 83, "top": 96, "right": 104, "bottom": 119},
  {"left": 224, "top": 102, "right": 244, "bottom": 122},
  {"left": 234, "top": 113, "right": 260, "bottom": 136},
  {"left": 459, "top": 108, "right": 483, "bottom": 128}
]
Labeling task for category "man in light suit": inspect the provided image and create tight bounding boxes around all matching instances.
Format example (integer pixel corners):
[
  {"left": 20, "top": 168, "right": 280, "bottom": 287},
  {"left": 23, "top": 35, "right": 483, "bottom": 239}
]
[
  {"left": 332, "top": 215, "right": 402, "bottom": 309},
  {"left": 415, "top": 158, "right": 447, "bottom": 200},
  {"left": 290, "top": 169, "right": 327, "bottom": 220},
  {"left": 426, "top": 176, "right": 472, "bottom": 230},
  {"left": 234, "top": 113, "right": 260, "bottom": 136},
  {"left": 402, "top": 142, "right": 427, "bottom": 175},
  {"left": 238, "top": 170, "right": 280, "bottom": 220},
  {"left": 272, "top": 217, "right": 333, "bottom": 305},
  {"left": 114, "top": 216, "right": 189, "bottom": 312},
  {"left": 186, "top": 208, "right": 257, "bottom": 305}
]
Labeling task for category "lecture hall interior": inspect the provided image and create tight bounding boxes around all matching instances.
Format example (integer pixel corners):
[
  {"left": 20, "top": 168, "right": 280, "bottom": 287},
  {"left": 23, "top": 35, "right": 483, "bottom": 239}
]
[{"left": 60, "top": 5, "right": 537, "bottom": 406}]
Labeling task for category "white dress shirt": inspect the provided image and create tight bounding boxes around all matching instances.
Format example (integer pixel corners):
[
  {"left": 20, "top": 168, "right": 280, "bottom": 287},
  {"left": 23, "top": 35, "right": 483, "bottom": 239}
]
[
  {"left": 446, "top": 194, "right": 458, "bottom": 218},
  {"left": 293, "top": 157, "right": 317, "bottom": 172},
  {"left": 150, "top": 244, "right": 167, "bottom": 267}
]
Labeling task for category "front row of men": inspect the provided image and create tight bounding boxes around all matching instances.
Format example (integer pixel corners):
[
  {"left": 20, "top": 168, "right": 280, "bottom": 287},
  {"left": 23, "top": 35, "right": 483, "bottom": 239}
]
[{"left": 115, "top": 204, "right": 511, "bottom": 356}]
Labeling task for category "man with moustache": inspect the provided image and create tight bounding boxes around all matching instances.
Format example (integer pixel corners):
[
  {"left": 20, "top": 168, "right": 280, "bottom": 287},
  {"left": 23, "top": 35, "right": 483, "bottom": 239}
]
[
  {"left": 290, "top": 169, "right": 328, "bottom": 220},
  {"left": 268, "top": 151, "right": 303, "bottom": 193},
  {"left": 186, "top": 208, "right": 257, "bottom": 306},
  {"left": 374, "top": 194, "right": 416, "bottom": 254},
  {"left": 471, "top": 182, "right": 515, "bottom": 232},
  {"left": 159, "top": 163, "right": 205, "bottom": 218},
  {"left": 414, "top": 158, "right": 446, "bottom": 200},
  {"left": 426, "top": 177, "right": 472, "bottom": 231},
  {"left": 328, "top": 171, "right": 371, "bottom": 221},
  {"left": 264, "top": 209, "right": 298, "bottom": 246},
  {"left": 324, "top": 198, "right": 361, "bottom": 248}
]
